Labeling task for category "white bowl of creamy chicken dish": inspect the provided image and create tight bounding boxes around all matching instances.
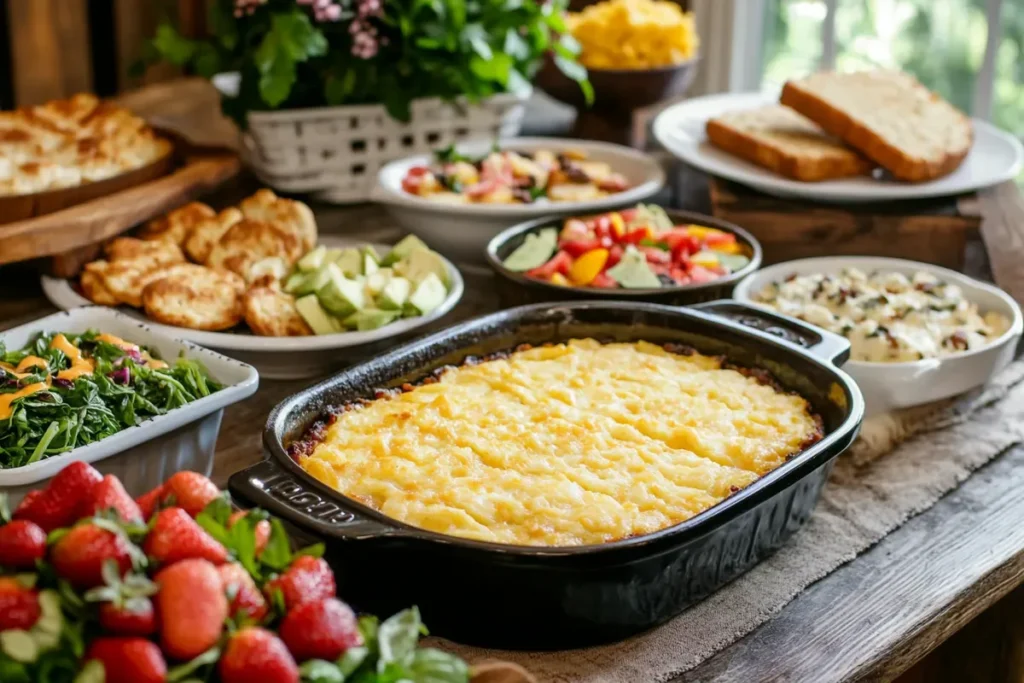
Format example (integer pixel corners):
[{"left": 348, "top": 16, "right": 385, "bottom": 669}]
[{"left": 734, "top": 257, "right": 1022, "bottom": 415}]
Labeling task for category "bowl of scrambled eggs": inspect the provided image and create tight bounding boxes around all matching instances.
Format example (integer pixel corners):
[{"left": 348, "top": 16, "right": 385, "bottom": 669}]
[{"left": 538, "top": 0, "right": 700, "bottom": 136}]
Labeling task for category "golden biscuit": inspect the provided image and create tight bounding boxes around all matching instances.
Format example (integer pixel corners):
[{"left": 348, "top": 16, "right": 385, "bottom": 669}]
[
  {"left": 79, "top": 262, "right": 119, "bottom": 306},
  {"left": 243, "top": 286, "right": 313, "bottom": 337},
  {"left": 138, "top": 202, "right": 215, "bottom": 246},
  {"left": 239, "top": 189, "right": 317, "bottom": 252},
  {"left": 185, "top": 207, "right": 243, "bottom": 264},
  {"left": 104, "top": 237, "right": 184, "bottom": 266},
  {"left": 142, "top": 264, "right": 245, "bottom": 331},
  {"left": 205, "top": 219, "right": 304, "bottom": 277}
]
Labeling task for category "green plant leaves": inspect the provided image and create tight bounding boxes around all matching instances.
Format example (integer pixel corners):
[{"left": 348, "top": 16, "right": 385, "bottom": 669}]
[
  {"left": 151, "top": 24, "right": 197, "bottom": 66},
  {"left": 255, "top": 11, "right": 329, "bottom": 108},
  {"left": 555, "top": 55, "right": 594, "bottom": 104}
]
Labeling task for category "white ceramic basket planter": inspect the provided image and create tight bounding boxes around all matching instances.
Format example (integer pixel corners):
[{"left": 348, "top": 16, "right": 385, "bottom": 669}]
[{"left": 216, "top": 70, "right": 527, "bottom": 203}]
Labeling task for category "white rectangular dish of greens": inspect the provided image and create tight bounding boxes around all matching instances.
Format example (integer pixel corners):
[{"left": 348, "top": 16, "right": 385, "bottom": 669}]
[{"left": 0, "top": 307, "right": 258, "bottom": 498}]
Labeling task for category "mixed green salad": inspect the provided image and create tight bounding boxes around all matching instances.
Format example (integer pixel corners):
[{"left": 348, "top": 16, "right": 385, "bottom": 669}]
[{"left": 0, "top": 330, "right": 221, "bottom": 469}]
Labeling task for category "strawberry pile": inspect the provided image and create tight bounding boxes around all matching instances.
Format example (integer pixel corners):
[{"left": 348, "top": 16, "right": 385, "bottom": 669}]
[{"left": 0, "top": 462, "right": 469, "bottom": 683}]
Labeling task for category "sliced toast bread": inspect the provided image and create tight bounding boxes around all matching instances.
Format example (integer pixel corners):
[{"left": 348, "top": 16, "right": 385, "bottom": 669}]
[
  {"left": 780, "top": 70, "right": 973, "bottom": 182},
  {"left": 705, "top": 105, "right": 874, "bottom": 182}
]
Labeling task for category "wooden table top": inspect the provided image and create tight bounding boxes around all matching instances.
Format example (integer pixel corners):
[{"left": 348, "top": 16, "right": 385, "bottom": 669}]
[{"left": 2, "top": 158, "right": 1024, "bottom": 682}]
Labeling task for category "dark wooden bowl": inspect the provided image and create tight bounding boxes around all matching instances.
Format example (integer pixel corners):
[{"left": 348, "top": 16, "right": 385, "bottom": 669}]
[{"left": 536, "top": 56, "right": 699, "bottom": 146}]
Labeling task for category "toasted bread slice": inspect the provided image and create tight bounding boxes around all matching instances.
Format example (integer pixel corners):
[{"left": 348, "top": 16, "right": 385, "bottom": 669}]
[
  {"left": 706, "top": 105, "right": 873, "bottom": 182},
  {"left": 780, "top": 70, "right": 973, "bottom": 182}
]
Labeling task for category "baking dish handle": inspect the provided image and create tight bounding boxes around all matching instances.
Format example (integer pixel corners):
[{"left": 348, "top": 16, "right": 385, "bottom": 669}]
[
  {"left": 692, "top": 300, "right": 851, "bottom": 366},
  {"left": 228, "top": 459, "right": 400, "bottom": 540}
]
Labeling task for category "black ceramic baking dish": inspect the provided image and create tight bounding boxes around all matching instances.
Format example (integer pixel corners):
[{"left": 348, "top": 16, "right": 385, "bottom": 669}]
[
  {"left": 484, "top": 208, "right": 763, "bottom": 308},
  {"left": 229, "top": 301, "right": 863, "bottom": 650}
]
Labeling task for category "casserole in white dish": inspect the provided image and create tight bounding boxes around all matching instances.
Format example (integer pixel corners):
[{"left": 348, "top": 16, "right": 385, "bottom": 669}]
[
  {"left": 0, "top": 307, "right": 258, "bottom": 500},
  {"left": 370, "top": 137, "right": 666, "bottom": 262},
  {"left": 734, "top": 257, "right": 1022, "bottom": 416}
]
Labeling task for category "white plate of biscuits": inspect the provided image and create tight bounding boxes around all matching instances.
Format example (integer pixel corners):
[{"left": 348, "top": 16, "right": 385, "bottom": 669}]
[
  {"left": 41, "top": 191, "right": 464, "bottom": 379},
  {"left": 653, "top": 72, "right": 1024, "bottom": 203}
]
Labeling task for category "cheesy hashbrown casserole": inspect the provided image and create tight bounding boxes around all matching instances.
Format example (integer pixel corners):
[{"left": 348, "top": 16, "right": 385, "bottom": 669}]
[{"left": 294, "top": 339, "right": 823, "bottom": 546}]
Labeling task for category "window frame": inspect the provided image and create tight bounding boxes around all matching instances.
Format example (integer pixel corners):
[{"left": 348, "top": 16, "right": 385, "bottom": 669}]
[{"left": 727, "top": 0, "right": 1005, "bottom": 122}]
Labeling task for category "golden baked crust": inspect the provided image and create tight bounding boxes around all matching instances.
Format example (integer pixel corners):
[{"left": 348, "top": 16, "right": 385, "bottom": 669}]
[
  {"left": 184, "top": 207, "right": 243, "bottom": 264},
  {"left": 243, "top": 285, "right": 313, "bottom": 337},
  {"left": 79, "top": 262, "right": 119, "bottom": 307},
  {"left": 142, "top": 264, "right": 245, "bottom": 331},
  {"left": 239, "top": 189, "right": 317, "bottom": 252},
  {"left": 0, "top": 94, "right": 172, "bottom": 196},
  {"left": 298, "top": 339, "right": 823, "bottom": 546},
  {"left": 780, "top": 70, "right": 973, "bottom": 182},
  {"left": 706, "top": 105, "right": 873, "bottom": 182},
  {"left": 205, "top": 219, "right": 304, "bottom": 277},
  {"left": 104, "top": 237, "right": 184, "bottom": 265},
  {"left": 138, "top": 202, "right": 216, "bottom": 246}
]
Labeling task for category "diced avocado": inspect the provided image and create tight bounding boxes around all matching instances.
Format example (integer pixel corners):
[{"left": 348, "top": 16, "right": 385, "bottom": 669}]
[
  {"left": 283, "top": 271, "right": 307, "bottom": 294},
  {"left": 342, "top": 308, "right": 401, "bottom": 331},
  {"left": 294, "top": 262, "right": 336, "bottom": 296},
  {"left": 317, "top": 269, "right": 365, "bottom": 316},
  {"left": 363, "top": 253, "right": 379, "bottom": 277},
  {"left": 73, "top": 660, "right": 105, "bottom": 683},
  {"left": 248, "top": 256, "right": 289, "bottom": 284},
  {"left": 382, "top": 235, "right": 430, "bottom": 266},
  {"left": 296, "top": 295, "right": 342, "bottom": 335},
  {"left": 323, "top": 247, "right": 344, "bottom": 264},
  {"left": 406, "top": 273, "right": 447, "bottom": 316},
  {"left": 377, "top": 276, "right": 411, "bottom": 310},
  {"left": 606, "top": 246, "right": 661, "bottom": 288},
  {"left": 362, "top": 245, "right": 381, "bottom": 264},
  {"left": 717, "top": 253, "right": 751, "bottom": 272},
  {"left": 334, "top": 248, "right": 363, "bottom": 278},
  {"left": 502, "top": 228, "right": 558, "bottom": 272},
  {"left": 365, "top": 268, "right": 393, "bottom": 297},
  {"left": 396, "top": 248, "right": 449, "bottom": 287},
  {"left": 297, "top": 245, "right": 327, "bottom": 272}
]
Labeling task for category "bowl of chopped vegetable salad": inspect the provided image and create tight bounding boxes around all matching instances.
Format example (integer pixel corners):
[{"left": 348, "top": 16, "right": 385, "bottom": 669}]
[
  {"left": 0, "top": 307, "right": 258, "bottom": 500},
  {"left": 485, "top": 204, "right": 761, "bottom": 307}
]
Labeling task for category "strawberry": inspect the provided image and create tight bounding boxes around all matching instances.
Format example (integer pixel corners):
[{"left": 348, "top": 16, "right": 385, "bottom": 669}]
[
  {"left": 161, "top": 472, "right": 219, "bottom": 518},
  {"left": 0, "top": 577, "right": 40, "bottom": 631},
  {"left": 14, "top": 461, "right": 102, "bottom": 531},
  {"left": 280, "top": 597, "right": 362, "bottom": 662},
  {"left": 13, "top": 490, "right": 43, "bottom": 517},
  {"left": 86, "top": 637, "right": 167, "bottom": 683},
  {"left": 218, "top": 562, "right": 268, "bottom": 622},
  {"left": 155, "top": 558, "right": 228, "bottom": 660},
  {"left": 229, "top": 510, "right": 270, "bottom": 556},
  {"left": 135, "top": 484, "right": 165, "bottom": 521},
  {"left": 99, "top": 598, "right": 157, "bottom": 636},
  {"left": 220, "top": 627, "right": 299, "bottom": 683},
  {"left": 84, "top": 475, "right": 143, "bottom": 524},
  {"left": 143, "top": 507, "right": 227, "bottom": 567},
  {"left": 51, "top": 523, "right": 134, "bottom": 588},
  {"left": 0, "top": 519, "right": 47, "bottom": 569},
  {"left": 264, "top": 555, "right": 335, "bottom": 611}
]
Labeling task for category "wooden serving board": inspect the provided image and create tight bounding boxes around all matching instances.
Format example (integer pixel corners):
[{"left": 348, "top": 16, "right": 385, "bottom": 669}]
[
  {"left": 708, "top": 177, "right": 981, "bottom": 270},
  {"left": 0, "top": 78, "right": 241, "bottom": 275}
]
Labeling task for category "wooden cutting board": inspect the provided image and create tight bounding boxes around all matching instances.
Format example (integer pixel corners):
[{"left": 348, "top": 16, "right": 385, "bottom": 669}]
[{"left": 0, "top": 78, "right": 241, "bottom": 274}]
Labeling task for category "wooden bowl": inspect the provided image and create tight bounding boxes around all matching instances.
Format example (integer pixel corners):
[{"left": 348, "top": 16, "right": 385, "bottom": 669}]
[{"left": 536, "top": 56, "right": 699, "bottom": 146}]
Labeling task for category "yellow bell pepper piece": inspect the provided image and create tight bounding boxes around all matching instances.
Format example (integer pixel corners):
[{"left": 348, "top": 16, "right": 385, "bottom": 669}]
[
  {"left": 715, "top": 242, "right": 742, "bottom": 255},
  {"left": 569, "top": 248, "right": 609, "bottom": 285},
  {"left": 609, "top": 212, "right": 625, "bottom": 238},
  {"left": 685, "top": 225, "right": 725, "bottom": 240},
  {"left": 550, "top": 273, "right": 571, "bottom": 287},
  {"left": 690, "top": 251, "right": 720, "bottom": 267}
]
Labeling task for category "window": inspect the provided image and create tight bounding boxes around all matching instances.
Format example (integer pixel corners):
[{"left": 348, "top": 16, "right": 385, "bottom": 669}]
[{"left": 748, "top": 0, "right": 1022, "bottom": 140}]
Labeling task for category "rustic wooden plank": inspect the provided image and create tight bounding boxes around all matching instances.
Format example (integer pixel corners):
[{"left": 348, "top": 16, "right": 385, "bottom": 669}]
[
  {"left": 7, "top": 0, "right": 93, "bottom": 106},
  {"left": 113, "top": 0, "right": 180, "bottom": 90},
  {"left": 978, "top": 180, "right": 1024, "bottom": 306},
  {"left": 675, "top": 442, "right": 1024, "bottom": 683}
]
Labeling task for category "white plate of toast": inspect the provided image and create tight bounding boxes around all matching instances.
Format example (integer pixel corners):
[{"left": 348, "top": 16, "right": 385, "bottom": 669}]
[{"left": 654, "top": 71, "right": 1023, "bottom": 203}]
